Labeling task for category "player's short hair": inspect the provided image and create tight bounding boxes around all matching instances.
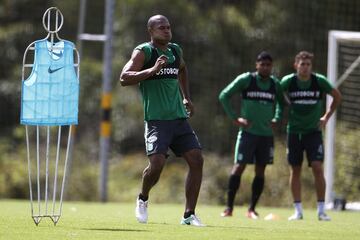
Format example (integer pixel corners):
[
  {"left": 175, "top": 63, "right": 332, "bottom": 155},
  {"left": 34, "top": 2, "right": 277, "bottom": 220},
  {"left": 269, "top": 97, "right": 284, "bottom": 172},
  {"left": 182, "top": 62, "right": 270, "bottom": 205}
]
[
  {"left": 295, "top": 51, "right": 314, "bottom": 63},
  {"left": 256, "top": 51, "right": 273, "bottom": 62},
  {"left": 147, "top": 15, "right": 168, "bottom": 29}
]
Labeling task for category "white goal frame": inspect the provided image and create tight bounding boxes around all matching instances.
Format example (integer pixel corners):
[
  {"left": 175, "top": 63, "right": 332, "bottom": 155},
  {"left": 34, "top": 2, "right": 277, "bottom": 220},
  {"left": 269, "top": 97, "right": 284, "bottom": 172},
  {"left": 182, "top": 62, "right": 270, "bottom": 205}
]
[{"left": 325, "top": 30, "right": 360, "bottom": 204}]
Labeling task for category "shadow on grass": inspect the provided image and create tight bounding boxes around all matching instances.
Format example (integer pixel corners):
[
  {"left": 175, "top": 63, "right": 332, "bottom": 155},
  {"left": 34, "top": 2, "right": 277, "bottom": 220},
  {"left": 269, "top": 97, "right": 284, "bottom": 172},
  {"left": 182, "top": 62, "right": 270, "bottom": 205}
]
[
  {"left": 149, "top": 222, "right": 262, "bottom": 230},
  {"left": 82, "top": 228, "right": 150, "bottom": 232}
]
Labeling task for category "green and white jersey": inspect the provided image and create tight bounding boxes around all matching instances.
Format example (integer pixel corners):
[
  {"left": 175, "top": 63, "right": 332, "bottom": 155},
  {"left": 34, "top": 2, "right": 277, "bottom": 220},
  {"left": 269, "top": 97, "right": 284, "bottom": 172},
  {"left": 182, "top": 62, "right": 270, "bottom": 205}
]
[
  {"left": 135, "top": 42, "right": 188, "bottom": 121},
  {"left": 219, "top": 72, "right": 284, "bottom": 136},
  {"left": 280, "top": 73, "right": 334, "bottom": 134}
]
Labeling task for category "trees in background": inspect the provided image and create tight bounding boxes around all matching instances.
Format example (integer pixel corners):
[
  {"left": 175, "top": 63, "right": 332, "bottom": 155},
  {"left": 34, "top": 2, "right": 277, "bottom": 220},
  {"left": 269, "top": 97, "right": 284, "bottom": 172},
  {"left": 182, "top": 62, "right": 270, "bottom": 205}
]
[{"left": 0, "top": 0, "right": 359, "bottom": 202}]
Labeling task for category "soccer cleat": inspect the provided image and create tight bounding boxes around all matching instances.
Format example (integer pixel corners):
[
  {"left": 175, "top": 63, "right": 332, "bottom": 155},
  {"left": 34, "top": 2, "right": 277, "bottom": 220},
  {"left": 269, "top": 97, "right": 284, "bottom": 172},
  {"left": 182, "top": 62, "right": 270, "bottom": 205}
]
[
  {"left": 180, "top": 214, "right": 206, "bottom": 227},
  {"left": 220, "top": 208, "right": 233, "bottom": 217},
  {"left": 318, "top": 213, "right": 331, "bottom": 221},
  {"left": 247, "top": 210, "right": 259, "bottom": 220},
  {"left": 288, "top": 212, "right": 303, "bottom": 221},
  {"left": 135, "top": 198, "right": 148, "bottom": 223}
]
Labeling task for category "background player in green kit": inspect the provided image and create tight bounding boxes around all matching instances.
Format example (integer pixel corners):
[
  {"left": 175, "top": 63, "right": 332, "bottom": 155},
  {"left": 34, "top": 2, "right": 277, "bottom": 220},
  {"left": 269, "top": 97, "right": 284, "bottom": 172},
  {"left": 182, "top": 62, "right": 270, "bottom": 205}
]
[
  {"left": 219, "top": 52, "right": 284, "bottom": 219},
  {"left": 280, "top": 51, "right": 341, "bottom": 221},
  {"left": 120, "top": 15, "right": 205, "bottom": 227}
]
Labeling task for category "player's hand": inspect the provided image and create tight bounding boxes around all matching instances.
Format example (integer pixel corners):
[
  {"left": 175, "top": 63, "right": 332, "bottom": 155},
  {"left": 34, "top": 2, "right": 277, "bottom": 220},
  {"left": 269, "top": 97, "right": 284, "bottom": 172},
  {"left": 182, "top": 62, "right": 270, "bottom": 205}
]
[
  {"left": 152, "top": 55, "right": 168, "bottom": 74},
  {"left": 183, "top": 98, "right": 194, "bottom": 117},
  {"left": 270, "top": 118, "right": 279, "bottom": 130},
  {"left": 234, "top": 118, "right": 250, "bottom": 128},
  {"left": 319, "top": 115, "right": 329, "bottom": 128}
]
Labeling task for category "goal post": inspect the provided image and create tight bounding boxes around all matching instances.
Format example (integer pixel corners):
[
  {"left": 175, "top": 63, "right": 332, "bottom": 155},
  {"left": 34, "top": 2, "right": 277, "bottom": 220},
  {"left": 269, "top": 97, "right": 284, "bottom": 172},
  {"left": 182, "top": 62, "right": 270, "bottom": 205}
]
[{"left": 325, "top": 30, "right": 360, "bottom": 204}]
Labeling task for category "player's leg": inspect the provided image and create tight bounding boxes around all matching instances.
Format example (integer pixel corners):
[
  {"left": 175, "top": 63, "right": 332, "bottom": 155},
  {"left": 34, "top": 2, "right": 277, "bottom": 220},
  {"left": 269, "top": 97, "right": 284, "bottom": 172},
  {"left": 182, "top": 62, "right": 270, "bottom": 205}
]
[
  {"left": 305, "top": 131, "right": 330, "bottom": 221},
  {"left": 311, "top": 161, "right": 330, "bottom": 220},
  {"left": 136, "top": 120, "right": 171, "bottom": 223},
  {"left": 136, "top": 154, "right": 166, "bottom": 223},
  {"left": 221, "top": 163, "right": 246, "bottom": 217},
  {"left": 247, "top": 163, "right": 266, "bottom": 219},
  {"left": 180, "top": 149, "right": 205, "bottom": 226},
  {"left": 287, "top": 133, "right": 304, "bottom": 220},
  {"left": 169, "top": 119, "right": 205, "bottom": 226},
  {"left": 182, "top": 149, "right": 204, "bottom": 216},
  {"left": 289, "top": 165, "right": 303, "bottom": 218},
  {"left": 222, "top": 131, "right": 255, "bottom": 217},
  {"left": 140, "top": 154, "right": 167, "bottom": 200},
  {"left": 311, "top": 162, "right": 326, "bottom": 200},
  {"left": 247, "top": 135, "right": 273, "bottom": 219}
]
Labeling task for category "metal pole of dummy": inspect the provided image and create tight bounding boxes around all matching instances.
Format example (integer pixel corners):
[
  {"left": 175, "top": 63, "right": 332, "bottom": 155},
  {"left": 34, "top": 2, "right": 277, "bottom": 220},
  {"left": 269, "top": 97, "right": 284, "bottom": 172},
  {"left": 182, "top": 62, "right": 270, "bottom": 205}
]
[{"left": 99, "top": 0, "right": 114, "bottom": 202}]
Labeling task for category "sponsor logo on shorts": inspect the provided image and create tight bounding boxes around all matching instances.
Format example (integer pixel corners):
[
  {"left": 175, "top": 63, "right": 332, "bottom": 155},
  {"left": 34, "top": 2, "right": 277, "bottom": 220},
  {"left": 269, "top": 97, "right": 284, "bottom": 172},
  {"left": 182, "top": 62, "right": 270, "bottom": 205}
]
[{"left": 237, "top": 153, "right": 243, "bottom": 161}]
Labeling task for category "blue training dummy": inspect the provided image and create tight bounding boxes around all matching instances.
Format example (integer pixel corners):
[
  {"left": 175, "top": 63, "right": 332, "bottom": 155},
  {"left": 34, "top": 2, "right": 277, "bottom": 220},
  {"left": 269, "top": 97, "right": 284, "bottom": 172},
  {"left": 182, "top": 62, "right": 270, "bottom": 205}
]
[{"left": 21, "top": 39, "right": 79, "bottom": 126}]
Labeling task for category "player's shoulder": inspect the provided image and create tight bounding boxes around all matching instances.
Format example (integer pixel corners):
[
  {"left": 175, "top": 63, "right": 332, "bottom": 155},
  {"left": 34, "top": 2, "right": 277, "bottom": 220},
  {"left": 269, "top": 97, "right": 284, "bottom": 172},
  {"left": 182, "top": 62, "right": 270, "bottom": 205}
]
[
  {"left": 281, "top": 73, "right": 296, "bottom": 82},
  {"left": 231, "top": 72, "right": 252, "bottom": 84},
  {"left": 134, "top": 42, "right": 153, "bottom": 62},
  {"left": 168, "top": 42, "right": 181, "bottom": 49},
  {"left": 313, "top": 72, "right": 328, "bottom": 81},
  {"left": 135, "top": 42, "right": 152, "bottom": 52},
  {"left": 270, "top": 75, "right": 280, "bottom": 83},
  {"left": 168, "top": 42, "right": 182, "bottom": 56},
  {"left": 313, "top": 72, "right": 334, "bottom": 90},
  {"left": 240, "top": 72, "right": 252, "bottom": 79}
]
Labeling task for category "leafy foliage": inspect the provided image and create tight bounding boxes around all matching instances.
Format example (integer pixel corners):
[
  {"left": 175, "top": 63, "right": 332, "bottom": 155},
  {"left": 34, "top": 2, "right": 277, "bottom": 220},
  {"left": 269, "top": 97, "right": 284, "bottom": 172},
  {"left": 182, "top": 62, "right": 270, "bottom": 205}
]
[{"left": 0, "top": 0, "right": 359, "bottom": 203}]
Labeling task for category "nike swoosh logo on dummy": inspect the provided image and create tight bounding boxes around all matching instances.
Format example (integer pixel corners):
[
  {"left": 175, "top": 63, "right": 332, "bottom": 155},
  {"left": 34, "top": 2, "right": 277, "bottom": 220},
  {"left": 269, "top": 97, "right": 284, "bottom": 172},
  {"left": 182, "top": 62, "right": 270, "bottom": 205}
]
[
  {"left": 48, "top": 66, "right": 64, "bottom": 74},
  {"left": 50, "top": 51, "right": 64, "bottom": 58}
]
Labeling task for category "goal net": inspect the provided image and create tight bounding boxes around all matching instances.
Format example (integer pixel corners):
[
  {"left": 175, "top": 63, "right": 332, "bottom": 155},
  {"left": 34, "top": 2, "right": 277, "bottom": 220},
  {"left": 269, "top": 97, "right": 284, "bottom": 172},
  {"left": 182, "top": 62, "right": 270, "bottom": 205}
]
[{"left": 325, "top": 30, "right": 360, "bottom": 207}]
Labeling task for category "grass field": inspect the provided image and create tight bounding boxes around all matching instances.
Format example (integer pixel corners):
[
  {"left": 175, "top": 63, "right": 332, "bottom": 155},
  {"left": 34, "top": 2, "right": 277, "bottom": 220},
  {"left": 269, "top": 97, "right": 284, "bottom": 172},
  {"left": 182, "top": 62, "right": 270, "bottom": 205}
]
[{"left": 0, "top": 199, "right": 359, "bottom": 240}]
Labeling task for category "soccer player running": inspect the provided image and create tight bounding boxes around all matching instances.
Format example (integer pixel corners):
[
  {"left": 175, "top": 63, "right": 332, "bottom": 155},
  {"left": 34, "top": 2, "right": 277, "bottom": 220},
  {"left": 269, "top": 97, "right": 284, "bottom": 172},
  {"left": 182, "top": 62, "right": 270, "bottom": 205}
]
[
  {"left": 219, "top": 52, "right": 284, "bottom": 219},
  {"left": 280, "top": 51, "right": 341, "bottom": 221},
  {"left": 119, "top": 15, "right": 205, "bottom": 227}
]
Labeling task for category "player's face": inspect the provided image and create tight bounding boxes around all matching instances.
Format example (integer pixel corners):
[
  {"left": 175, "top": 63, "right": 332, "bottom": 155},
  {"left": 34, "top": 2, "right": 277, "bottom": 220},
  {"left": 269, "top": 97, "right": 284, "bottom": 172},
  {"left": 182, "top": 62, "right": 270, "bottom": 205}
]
[
  {"left": 295, "top": 59, "right": 312, "bottom": 78},
  {"left": 256, "top": 59, "right": 273, "bottom": 78},
  {"left": 150, "top": 19, "right": 172, "bottom": 44}
]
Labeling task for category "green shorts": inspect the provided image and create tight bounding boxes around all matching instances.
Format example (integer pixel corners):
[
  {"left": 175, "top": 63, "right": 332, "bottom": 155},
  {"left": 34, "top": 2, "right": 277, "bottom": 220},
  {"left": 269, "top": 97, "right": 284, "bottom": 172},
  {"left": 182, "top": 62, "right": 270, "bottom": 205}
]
[
  {"left": 287, "top": 131, "right": 324, "bottom": 166},
  {"left": 234, "top": 131, "right": 274, "bottom": 165},
  {"left": 144, "top": 119, "right": 202, "bottom": 157}
]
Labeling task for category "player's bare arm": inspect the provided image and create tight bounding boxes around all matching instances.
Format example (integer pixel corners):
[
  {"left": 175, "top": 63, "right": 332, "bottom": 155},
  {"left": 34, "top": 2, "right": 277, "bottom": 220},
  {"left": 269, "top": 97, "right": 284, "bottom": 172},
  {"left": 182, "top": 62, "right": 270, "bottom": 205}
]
[
  {"left": 319, "top": 88, "right": 342, "bottom": 128},
  {"left": 120, "top": 50, "right": 167, "bottom": 86},
  {"left": 178, "top": 57, "right": 195, "bottom": 116}
]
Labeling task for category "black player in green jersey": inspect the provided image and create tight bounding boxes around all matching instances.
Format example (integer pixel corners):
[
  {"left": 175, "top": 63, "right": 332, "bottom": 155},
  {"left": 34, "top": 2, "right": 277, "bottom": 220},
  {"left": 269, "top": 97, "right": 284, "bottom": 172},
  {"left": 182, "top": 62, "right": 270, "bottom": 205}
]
[
  {"left": 120, "top": 15, "right": 205, "bottom": 226},
  {"left": 219, "top": 52, "right": 284, "bottom": 219},
  {"left": 280, "top": 51, "right": 341, "bottom": 221}
]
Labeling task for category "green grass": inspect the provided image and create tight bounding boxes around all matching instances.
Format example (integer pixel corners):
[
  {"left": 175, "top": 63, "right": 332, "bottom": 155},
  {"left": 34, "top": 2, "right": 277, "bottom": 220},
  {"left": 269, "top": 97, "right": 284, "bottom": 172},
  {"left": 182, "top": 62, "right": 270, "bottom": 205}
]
[{"left": 0, "top": 199, "right": 359, "bottom": 240}]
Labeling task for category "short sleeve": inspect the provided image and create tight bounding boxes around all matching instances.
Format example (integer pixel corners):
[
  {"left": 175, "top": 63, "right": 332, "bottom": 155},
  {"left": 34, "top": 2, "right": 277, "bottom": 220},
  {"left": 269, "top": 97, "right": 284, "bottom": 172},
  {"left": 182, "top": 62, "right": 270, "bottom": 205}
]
[{"left": 316, "top": 73, "right": 334, "bottom": 93}]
